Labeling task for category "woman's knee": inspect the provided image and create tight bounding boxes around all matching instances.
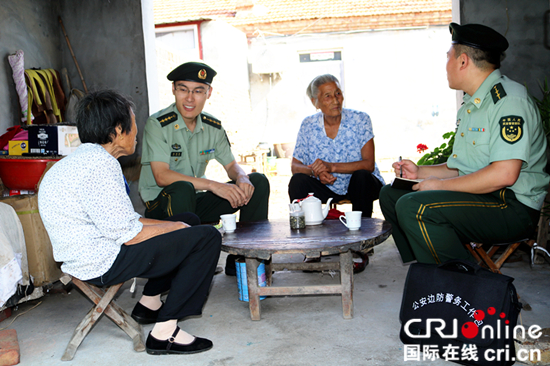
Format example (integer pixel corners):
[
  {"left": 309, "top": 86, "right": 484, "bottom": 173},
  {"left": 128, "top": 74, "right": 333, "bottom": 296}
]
[
  {"left": 288, "top": 173, "right": 311, "bottom": 191},
  {"left": 195, "top": 225, "right": 222, "bottom": 249},
  {"left": 350, "top": 169, "right": 370, "bottom": 181}
]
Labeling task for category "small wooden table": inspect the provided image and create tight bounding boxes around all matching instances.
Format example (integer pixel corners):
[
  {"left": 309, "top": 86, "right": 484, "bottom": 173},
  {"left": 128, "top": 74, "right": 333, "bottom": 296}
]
[{"left": 221, "top": 218, "right": 392, "bottom": 320}]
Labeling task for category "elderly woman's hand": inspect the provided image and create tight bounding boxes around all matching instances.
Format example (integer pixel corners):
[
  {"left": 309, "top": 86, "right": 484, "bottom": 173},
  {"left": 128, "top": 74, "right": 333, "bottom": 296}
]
[
  {"left": 125, "top": 221, "right": 189, "bottom": 245},
  {"left": 318, "top": 171, "right": 337, "bottom": 185},
  {"left": 310, "top": 159, "right": 332, "bottom": 176}
]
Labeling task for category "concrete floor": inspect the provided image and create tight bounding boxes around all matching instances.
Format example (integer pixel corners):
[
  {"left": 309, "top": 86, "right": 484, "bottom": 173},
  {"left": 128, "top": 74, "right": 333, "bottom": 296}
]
[{"left": 3, "top": 236, "right": 550, "bottom": 366}]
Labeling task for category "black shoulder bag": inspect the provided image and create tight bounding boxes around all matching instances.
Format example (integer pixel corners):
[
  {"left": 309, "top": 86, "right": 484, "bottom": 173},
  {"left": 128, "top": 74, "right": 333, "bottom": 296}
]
[{"left": 399, "top": 259, "right": 522, "bottom": 366}]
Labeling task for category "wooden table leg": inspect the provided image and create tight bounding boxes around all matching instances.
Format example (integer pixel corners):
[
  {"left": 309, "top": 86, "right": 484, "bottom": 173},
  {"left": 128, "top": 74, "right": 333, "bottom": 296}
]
[
  {"left": 265, "top": 256, "right": 273, "bottom": 286},
  {"left": 245, "top": 258, "right": 261, "bottom": 320},
  {"left": 340, "top": 250, "right": 354, "bottom": 319}
]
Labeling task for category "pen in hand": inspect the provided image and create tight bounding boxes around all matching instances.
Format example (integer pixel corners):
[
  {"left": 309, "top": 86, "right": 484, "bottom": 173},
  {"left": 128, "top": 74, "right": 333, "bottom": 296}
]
[{"left": 399, "top": 156, "right": 403, "bottom": 178}]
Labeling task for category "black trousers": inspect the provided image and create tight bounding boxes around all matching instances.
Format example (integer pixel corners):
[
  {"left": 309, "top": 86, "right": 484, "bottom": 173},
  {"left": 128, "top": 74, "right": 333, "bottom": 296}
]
[
  {"left": 288, "top": 171, "right": 383, "bottom": 217},
  {"left": 88, "top": 213, "right": 221, "bottom": 322},
  {"left": 144, "top": 172, "right": 270, "bottom": 223}
]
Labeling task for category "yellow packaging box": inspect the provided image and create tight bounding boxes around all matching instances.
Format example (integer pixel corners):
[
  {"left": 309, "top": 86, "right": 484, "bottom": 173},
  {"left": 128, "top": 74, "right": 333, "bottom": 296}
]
[{"left": 8, "top": 140, "right": 29, "bottom": 155}]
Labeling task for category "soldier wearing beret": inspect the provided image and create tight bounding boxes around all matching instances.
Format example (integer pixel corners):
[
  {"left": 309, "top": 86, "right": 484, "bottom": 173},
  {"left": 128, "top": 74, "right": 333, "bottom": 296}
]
[
  {"left": 139, "top": 62, "right": 270, "bottom": 274},
  {"left": 379, "top": 23, "right": 549, "bottom": 264}
]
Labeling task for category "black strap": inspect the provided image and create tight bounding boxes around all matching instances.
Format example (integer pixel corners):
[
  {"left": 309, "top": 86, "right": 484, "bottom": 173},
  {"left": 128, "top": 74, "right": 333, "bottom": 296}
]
[{"left": 167, "top": 326, "right": 180, "bottom": 350}]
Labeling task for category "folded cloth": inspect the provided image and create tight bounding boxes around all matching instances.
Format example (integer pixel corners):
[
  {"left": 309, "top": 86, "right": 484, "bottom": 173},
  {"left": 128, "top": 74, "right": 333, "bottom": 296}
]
[
  {"left": 326, "top": 208, "right": 345, "bottom": 220},
  {"left": 0, "top": 126, "right": 22, "bottom": 150},
  {"left": 0, "top": 202, "right": 29, "bottom": 308},
  {"left": 2, "top": 130, "right": 28, "bottom": 151}
]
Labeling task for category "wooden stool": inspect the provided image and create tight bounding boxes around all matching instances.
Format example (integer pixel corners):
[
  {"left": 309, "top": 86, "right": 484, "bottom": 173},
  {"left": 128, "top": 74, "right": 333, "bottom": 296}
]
[
  {"left": 330, "top": 199, "right": 351, "bottom": 210},
  {"left": 466, "top": 240, "right": 533, "bottom": 274},
  {"left": 466, "top": 204, "right": 550, "bottom": 274},
  {"left": 467, "top": 239, "right": 550, "bottom": 274},
  {"left": 59, "top": 274, "right": 145, "bottom": 361}
]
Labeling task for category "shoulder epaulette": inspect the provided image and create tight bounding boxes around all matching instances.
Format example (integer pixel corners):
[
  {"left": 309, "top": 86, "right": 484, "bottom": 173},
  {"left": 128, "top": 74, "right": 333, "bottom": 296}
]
[
  {"left": 157, "top": 112, "right": 178, "bottom": 127},
  {"left": 491, "top": 83, "right": 507, "bottom": 104},
  {"left": 201, "top": 114, "right": 221, "bottom": 129}
]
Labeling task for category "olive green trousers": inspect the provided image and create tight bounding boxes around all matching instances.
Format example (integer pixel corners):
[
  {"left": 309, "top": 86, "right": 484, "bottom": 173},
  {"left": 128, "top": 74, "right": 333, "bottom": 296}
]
[
  {"left": 145, "top": 172, "right": 270, "bottom": 223},
  {"left": 379, "top": 185, "right": 539, "bottom": 264}
]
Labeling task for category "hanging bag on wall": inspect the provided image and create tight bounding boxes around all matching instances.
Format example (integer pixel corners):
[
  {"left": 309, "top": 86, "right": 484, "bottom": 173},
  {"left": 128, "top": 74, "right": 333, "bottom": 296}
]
[{"left": 399, "top": 259, "right": 522, "bottom": 366}]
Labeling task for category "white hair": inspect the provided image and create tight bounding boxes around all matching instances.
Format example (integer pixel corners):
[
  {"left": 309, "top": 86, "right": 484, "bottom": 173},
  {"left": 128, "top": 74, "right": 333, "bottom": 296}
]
[{"left": 306, "top": 74, "right": 341, "bottom": 105}]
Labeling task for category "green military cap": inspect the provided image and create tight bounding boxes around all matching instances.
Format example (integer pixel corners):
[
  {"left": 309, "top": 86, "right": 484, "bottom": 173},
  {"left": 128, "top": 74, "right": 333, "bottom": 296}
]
[
  {"left": 167, "top": 61, "right": 217, "bottom": 85},
  {"left": 449, "top": 22, "right": 509, "bottom": 53}
]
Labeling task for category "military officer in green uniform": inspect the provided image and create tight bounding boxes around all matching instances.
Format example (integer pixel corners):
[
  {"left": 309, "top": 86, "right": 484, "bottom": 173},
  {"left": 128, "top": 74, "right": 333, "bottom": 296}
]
[
  {"left": 379, "top": 23, "right": 549, "bottom": 264},
  {"left": 139, "top": 62, "right": 270, "bottom": 273}
]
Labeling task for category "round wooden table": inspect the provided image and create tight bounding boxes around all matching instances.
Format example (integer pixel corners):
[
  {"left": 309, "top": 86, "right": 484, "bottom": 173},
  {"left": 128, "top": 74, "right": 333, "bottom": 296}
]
[{"left": 221, "top": 218, "right": 392, "bottom": 320}]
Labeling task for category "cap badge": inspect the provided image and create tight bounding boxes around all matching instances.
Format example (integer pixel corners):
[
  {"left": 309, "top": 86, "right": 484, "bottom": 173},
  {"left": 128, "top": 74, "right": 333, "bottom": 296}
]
[{"left": 198, "top": 69, "right": 207, "bottom": 80}]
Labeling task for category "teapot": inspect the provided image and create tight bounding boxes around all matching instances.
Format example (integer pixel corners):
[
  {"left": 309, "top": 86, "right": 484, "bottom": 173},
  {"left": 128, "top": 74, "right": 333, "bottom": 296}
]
[{"left": 292, "top": 193, "right": 333, "bottom": 225}]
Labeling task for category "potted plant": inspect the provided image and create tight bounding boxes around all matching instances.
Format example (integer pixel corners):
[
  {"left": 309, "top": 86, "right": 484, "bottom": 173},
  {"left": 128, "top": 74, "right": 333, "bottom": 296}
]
[{"left": 417, "top": 131, "right": 455, "bottom": 166}]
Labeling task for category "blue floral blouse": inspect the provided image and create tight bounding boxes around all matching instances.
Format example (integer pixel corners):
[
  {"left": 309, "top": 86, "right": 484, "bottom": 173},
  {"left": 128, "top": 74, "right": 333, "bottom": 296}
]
[{"left": 292, "top": 108, "right": 385, "bottom": 195}]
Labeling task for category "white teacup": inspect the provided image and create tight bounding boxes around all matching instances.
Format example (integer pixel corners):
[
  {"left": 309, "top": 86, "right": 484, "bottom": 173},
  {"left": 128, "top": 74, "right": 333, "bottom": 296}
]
[
  {"left": 339, "top": 211, "right": 362, "bottom": 230},
  {"left": 220, "top": 214, "right": 237, "bottom": 233}
]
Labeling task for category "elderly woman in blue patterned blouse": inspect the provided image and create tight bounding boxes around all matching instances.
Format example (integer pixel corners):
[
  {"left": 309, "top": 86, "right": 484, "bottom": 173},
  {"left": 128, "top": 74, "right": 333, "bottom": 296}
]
[
  {"left": 289, "top": 74, "right": 385, "bottom": 218},
  {"left": 38, "top": 90, "right": 221, "bottom": 356}
]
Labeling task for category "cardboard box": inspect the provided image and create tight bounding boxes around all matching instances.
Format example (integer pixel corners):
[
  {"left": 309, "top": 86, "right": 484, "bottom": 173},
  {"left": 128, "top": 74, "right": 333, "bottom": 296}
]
[
  {"left": 0, "top": 194, "right": 61, "bottom": 286},
  {"left": 8, "top": 141, "right": 28, "bottom": 155},
  {"left": 27, "top": 125, "right": 80, "bottom": 156}
]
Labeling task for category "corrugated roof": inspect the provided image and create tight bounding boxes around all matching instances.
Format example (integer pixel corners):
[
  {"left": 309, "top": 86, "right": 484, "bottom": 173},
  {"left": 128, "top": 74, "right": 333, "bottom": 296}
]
[{"left": 154, "top": 0, "right": 452, "bottom": 35}]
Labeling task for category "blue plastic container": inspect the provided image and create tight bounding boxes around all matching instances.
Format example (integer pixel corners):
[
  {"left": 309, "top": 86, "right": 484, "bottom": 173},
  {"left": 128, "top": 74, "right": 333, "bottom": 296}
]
[{"left": 235, "top": 259, "right": 267, "bottom": 302}]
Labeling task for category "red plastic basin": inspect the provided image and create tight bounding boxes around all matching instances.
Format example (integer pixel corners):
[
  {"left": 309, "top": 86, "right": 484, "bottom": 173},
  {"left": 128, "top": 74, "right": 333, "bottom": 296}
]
[{"left": 0, "top": 158, "right": 61, "bottom": 190}]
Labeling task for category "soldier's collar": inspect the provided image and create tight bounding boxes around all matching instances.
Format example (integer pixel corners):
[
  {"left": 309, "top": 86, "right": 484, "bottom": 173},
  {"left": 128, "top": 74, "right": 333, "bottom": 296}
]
[
  {"left": 195, "top": 115, "right": 205, "bottom": 133},
  {"left": 468, "top": 69, "right": 502, "bottom": 109}
]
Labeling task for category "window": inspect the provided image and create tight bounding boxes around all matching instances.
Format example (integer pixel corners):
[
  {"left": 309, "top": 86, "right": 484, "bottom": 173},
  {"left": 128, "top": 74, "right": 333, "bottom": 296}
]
[
  {"left": 155, "top": 24, "right": 200, "bottom": 60},
  {"left": 299, "top": 51, "right": 342, "bottom": 63}
]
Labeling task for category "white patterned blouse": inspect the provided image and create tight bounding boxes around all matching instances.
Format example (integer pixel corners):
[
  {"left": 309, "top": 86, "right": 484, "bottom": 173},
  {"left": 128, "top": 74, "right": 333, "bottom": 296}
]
[{"left": 38, "top": 143, "right": 143, "bottom": 280}]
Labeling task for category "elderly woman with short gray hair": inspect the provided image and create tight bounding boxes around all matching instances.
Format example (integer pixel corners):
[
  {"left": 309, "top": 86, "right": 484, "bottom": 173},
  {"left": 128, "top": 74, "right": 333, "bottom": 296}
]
[
  {"left": 289, "top": 73, "right": 385, "bottom": 221},
  {"left": 38, "top": 90, "right": 221, "bottom": 356}
]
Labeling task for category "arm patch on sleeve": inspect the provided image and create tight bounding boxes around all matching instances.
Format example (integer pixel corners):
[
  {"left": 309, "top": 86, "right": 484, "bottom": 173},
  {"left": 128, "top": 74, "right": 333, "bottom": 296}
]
[
  {"left": 499, "top": 115, "right": 524, "bottom": 144},
  {"left": 491, "top": 83, "right": 507, "bottom": 104}
]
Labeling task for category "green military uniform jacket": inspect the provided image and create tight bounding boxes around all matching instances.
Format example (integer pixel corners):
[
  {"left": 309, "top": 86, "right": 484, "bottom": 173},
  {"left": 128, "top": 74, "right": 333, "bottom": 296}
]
[
  {"left": 139, "top": 103, "right": 235, "bottom": 203},
  {"left": 447, "top": 69, "right": 549, "bottom": 211}
]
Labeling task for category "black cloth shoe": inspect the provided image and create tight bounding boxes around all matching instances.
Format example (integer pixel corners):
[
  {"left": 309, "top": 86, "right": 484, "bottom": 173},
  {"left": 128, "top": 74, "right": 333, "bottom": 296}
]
[
  {"left": 131, "top": 301, "right": 163, "bottom": 324},
  {"left": 146, "top": 327, "right": 213, "bottom": 355},
  {"left": 225, "top": 254, "right": 243, "bottom": 276}
]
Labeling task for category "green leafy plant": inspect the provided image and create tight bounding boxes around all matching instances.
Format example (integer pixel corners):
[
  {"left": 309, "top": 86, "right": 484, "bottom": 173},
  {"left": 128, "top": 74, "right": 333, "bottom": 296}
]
[{"left": 417, "top": 131, "right": 455, "bottom": 165}]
